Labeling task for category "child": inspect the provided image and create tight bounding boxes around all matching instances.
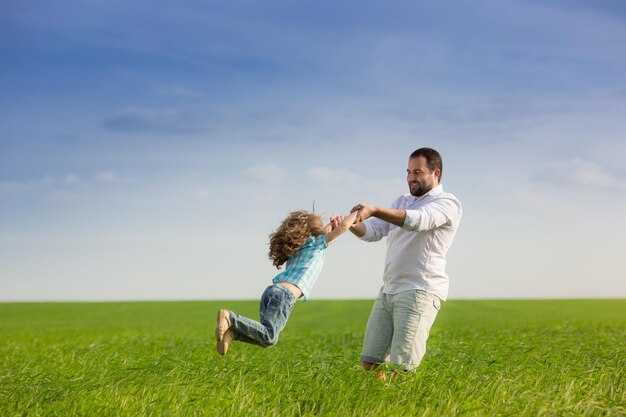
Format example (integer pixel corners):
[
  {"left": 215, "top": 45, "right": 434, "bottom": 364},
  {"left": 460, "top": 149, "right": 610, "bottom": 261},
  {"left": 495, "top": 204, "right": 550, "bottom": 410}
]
[{"left": 215, "top": 209, "right": 359, "bottom": 355}]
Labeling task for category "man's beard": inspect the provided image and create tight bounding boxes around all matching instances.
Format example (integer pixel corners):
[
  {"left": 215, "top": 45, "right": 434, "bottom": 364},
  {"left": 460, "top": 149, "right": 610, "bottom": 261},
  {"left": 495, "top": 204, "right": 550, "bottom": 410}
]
[{"left": 409, "top": 185, "right": 431, "bottom": 197}]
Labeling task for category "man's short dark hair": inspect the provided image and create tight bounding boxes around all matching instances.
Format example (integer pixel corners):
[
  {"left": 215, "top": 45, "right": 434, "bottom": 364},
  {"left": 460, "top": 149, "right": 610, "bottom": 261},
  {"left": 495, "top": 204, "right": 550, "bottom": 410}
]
[{"left": 410, "top": 147, "right": 443, "bottom": 181}]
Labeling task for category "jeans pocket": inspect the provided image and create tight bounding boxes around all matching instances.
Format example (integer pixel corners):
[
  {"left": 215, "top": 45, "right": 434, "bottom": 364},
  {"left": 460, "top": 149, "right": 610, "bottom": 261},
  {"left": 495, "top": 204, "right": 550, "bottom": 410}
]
[
  {"left": 413, "top": 290, "right": 430, "bottom": 311},
  {"left": 432, "top": 297, "right": 441, "bottom": 311}
]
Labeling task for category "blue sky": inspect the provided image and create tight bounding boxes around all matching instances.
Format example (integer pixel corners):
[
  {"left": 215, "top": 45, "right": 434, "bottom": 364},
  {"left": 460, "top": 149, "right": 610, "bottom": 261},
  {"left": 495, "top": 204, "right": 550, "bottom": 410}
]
[{"left": 2, "top": 0, "right": 626, "bottom": 301}]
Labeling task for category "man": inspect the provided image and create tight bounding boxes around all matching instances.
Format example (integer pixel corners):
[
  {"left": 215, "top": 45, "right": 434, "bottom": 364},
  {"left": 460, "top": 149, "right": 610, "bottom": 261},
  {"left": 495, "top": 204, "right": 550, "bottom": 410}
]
[{"left": 339, "top": 147, "right": 462, "bottom": 377}]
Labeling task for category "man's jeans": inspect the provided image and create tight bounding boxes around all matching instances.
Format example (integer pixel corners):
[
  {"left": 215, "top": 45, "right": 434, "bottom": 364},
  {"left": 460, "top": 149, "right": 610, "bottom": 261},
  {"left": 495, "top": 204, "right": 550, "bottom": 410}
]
[
  {"left": 360, "top": 289, "right": 441, "bottom": 371},
  {"left": 230, "top": 284, "right": 297, "bottom": 347}
]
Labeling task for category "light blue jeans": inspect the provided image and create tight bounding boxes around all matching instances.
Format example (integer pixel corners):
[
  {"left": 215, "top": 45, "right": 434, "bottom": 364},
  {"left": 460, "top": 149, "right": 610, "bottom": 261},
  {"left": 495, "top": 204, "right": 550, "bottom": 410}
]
[
  {"left": 360, "top": 289, "right": 441, "bottom": 371},
  {"left": 230, "top": 284, "right": 297, "bottom": 347}
]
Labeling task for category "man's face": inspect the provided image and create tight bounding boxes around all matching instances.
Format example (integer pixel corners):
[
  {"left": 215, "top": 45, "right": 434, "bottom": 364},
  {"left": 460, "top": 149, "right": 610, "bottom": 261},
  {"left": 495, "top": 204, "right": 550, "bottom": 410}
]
[{"left": 406, "top": 156, "right": 439, "bottom": 197}]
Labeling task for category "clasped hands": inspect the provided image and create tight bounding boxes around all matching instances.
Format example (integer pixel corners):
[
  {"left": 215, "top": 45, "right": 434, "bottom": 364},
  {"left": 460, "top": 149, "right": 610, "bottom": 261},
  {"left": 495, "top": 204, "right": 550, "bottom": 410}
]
[{"left": 329, "top": 203, "right": 376, "bottom": 230}]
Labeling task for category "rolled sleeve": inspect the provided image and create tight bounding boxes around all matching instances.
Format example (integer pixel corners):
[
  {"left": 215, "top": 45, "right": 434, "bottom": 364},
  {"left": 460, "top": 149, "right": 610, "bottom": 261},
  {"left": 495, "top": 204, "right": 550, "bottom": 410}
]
[
  {"left": 403, "top": 199, "right": 461, "bottom": 232},
  {"left": 361, "top": 217, "right": 389, "bottom": 242}
]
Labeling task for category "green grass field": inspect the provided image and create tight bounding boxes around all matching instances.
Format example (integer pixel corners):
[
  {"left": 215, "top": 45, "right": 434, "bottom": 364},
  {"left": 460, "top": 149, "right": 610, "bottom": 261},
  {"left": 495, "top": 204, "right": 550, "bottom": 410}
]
[{"left": 1, "top": 299, "right": 624, "bottom": 416}]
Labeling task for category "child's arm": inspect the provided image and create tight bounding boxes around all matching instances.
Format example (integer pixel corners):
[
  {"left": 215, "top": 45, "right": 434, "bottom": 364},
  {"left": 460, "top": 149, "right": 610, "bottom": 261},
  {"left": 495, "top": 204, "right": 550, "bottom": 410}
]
[
  {"left": 323, "top": 215, "right": 343, "bottom": 235},
  {"left": 324, "top": 211, "right": 359, "bottom": 244}
]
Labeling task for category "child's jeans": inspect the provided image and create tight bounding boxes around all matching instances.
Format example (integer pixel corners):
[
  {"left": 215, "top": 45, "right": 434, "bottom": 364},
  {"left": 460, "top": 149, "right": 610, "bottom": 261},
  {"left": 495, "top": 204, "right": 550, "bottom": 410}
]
[{"left": 230, "top": 284, "right": 297, "bottom": 347}]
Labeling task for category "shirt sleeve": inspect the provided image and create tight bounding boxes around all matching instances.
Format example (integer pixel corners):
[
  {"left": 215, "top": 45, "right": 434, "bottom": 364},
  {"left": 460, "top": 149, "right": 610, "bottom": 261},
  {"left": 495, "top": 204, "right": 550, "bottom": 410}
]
[
  {"left": 316, "top": 234, "right": 329, "bottom": 249},
  {"left": 360, "top": 217, "right": 390, "bottom": 242},
  {"left": 402, "top": 197, "right": 462, "bottom": 232},
  {"left": 361, "top": 195, "right": 404, "bottom": 242}
]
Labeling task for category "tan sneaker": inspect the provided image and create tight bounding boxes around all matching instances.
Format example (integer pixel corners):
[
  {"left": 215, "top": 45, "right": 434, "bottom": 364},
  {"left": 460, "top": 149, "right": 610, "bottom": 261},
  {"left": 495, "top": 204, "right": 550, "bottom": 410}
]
[
  {"left": 216, "top": 328, "right": 234, "bottom": 355},
  {"left": 215, "top": 309, "right": 231, "bottom": 342}
]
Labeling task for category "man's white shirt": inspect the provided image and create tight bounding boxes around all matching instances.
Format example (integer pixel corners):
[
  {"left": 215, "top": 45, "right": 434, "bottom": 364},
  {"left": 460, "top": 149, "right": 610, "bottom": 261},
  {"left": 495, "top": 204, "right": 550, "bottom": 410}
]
[{"left": 361, "top": 184, "right": 462, "bottom": 301}]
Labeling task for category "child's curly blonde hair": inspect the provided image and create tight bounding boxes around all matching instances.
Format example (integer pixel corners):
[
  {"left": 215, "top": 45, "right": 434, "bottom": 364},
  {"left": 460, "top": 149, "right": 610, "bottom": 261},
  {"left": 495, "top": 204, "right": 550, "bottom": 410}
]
[{"left": 268, "top": 211, "right": 324, "bottom": 268}]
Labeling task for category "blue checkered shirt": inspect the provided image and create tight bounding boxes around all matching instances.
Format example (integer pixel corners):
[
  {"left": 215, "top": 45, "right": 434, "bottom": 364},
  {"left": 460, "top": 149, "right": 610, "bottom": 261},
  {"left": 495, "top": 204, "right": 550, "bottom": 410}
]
[{"left": 272, "top": 234, "right": 328, "bottom": 302}]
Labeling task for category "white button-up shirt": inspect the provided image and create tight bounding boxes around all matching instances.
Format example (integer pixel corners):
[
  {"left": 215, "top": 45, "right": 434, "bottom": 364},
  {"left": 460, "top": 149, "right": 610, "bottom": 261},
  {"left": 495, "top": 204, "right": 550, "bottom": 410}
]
[{"left": 361, "top": 184, "right": 462, "bottom": 301}]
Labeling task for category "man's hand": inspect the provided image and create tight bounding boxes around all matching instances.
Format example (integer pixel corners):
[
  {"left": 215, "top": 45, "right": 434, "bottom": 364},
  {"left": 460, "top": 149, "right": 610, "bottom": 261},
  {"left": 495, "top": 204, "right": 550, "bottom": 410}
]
[
  {"left": 350, "top": 203, "right": 377, "bottom": 222},
  {"left": 351, "top": 203, "right": 407, "bottom": 228}
]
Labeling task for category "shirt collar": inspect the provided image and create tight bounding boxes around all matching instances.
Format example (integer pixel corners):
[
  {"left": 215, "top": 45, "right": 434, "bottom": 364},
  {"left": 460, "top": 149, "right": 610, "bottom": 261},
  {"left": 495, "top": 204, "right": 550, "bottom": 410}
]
[
  {"left": 430, "top": 184, "right": 443, "bottom": 195},
  {"left": 412, "top": 184, "right": 443, "bottom": 201}
]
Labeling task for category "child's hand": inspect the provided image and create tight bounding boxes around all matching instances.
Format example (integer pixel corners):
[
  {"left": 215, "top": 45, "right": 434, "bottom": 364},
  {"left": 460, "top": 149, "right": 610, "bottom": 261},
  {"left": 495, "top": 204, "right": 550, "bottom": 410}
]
[{"left": 329, "top": 215, "right": 344, "bottom": 230}]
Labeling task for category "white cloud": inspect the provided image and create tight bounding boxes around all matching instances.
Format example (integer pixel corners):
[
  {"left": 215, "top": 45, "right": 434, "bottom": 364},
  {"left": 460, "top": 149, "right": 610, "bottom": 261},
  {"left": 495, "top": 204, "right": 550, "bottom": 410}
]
[
  {"left": 95, "top": 171, "right": 121, "bottom": 183},
  {"left": 307, "top": 166, "right": 358, "bottom": 183},
  {"left": 195, "top": 188, "right": 210, "bottom": 200},
  {"left": 1, "top": 172, "right": 124, "bottom": 195},
  {"left": 65, "top": 174, "right": 81, "bottom": 185},
  {"left": 1, "top": 175, "right": 57, "bottom": 192},
  {"left": 0, "top": 180, "right": 33, "bottom": 192},
  {"left": 543, "top": 158, "right": 626, "bottom": 189},
  {"left": 154, "top": 85, "right": 203, "bottom": 98},
  {"left": 102, "top": 107, "right": 199, "bottom": 134},
  {"left": 244, "top": 164, "right": 286, "bottom": 182}
]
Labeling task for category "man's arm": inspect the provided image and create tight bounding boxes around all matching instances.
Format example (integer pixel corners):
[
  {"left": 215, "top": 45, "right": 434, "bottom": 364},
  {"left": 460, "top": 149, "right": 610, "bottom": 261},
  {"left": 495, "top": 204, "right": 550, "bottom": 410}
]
[
  {"left": 403, "top": 199, "right": 461, "bottom": 232},
  {"left": 348, "top": 221, "right": 366, "bottom": 238},
  {"left": 351, "top": 203, "right": 406, "bottom": 227}
]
